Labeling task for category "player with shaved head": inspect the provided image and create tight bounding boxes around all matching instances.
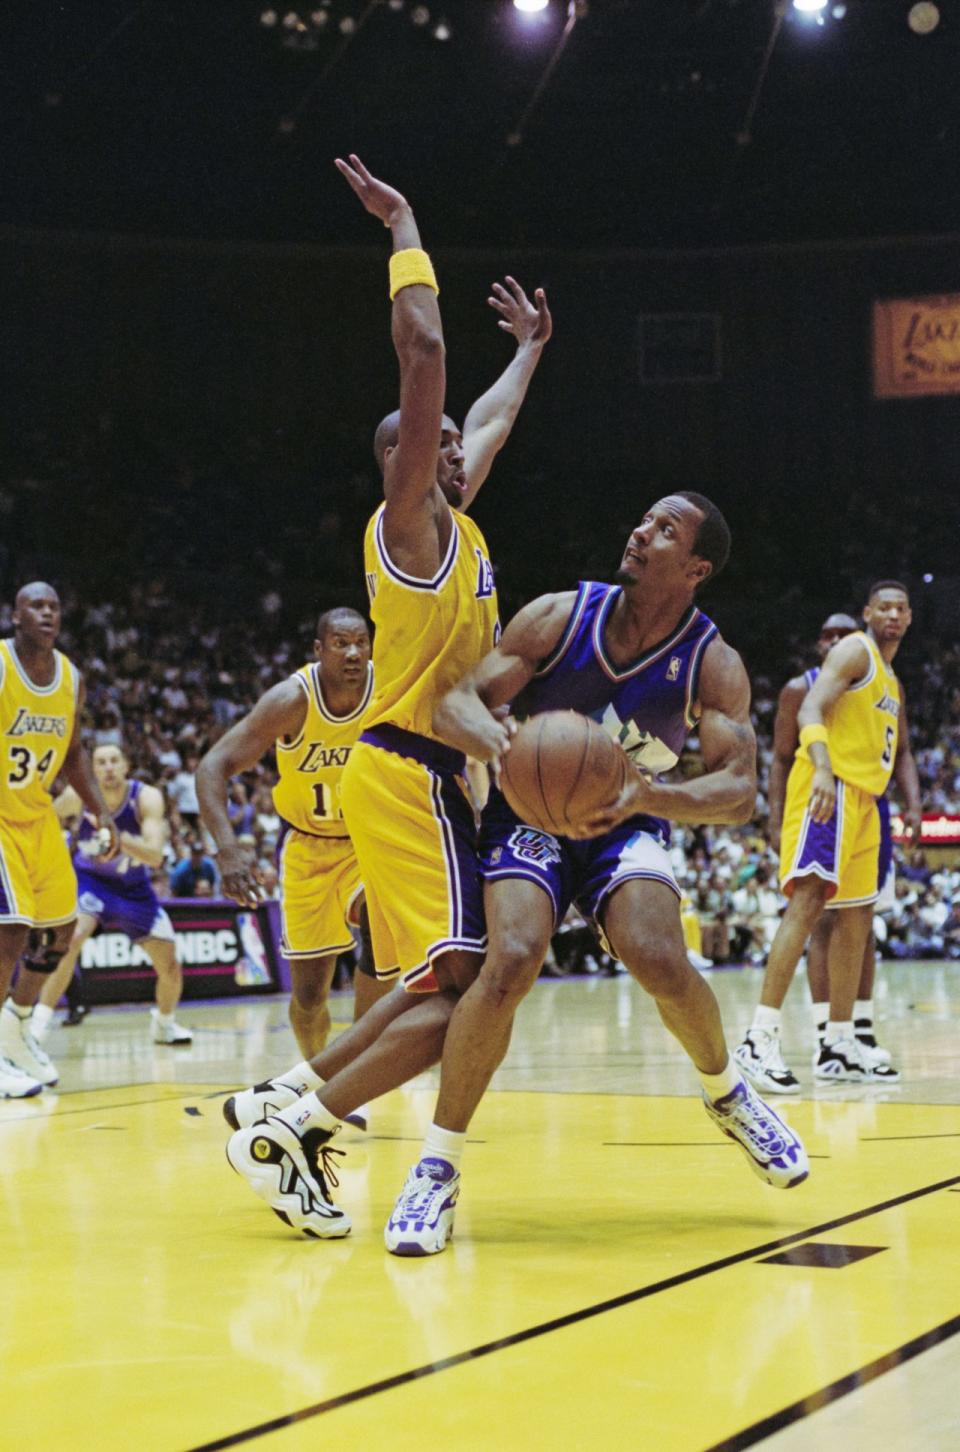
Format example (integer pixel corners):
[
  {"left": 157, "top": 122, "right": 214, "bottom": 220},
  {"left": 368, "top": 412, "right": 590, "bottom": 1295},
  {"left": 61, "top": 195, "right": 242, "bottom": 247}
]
[{"left": 0, "top": 582, "right": 118, "bottom": 1094}]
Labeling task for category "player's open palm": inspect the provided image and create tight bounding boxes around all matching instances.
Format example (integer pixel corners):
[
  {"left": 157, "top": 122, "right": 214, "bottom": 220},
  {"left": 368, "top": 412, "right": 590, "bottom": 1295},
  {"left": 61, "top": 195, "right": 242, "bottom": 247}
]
[
  {"left": 488, "top": 277, "right": 552, "bottom": 347},
  {"left": 335, "top": 155, "right": 408, "bottom": 227}
]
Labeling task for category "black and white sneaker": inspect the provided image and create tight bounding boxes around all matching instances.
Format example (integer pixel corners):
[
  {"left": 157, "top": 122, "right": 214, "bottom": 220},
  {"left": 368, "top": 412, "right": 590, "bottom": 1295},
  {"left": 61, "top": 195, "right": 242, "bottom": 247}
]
[
  {"left": 733, "top": 1028, "right": 801, "bottom": 1095},
  {"left": 225, "top": 1118, "right": 351, "bottom": 1238},
  {"left": 855, "top": 1020, "right": 893, "bottom": 1067},
  {"left": 222, "top": 1078, "right": 302, "bottom": 1131},
  {"left": 814, "top": 1036, "right": 899, "bottom": 1083}
]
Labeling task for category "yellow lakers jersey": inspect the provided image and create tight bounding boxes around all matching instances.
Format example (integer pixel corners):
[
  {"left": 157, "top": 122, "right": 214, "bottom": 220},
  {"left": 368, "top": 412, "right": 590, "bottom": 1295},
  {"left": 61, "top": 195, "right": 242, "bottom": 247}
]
[
  {"left": 362, "top": 504, "right": 500, "bottom": 741},
  {"left": 808, "top": 631, "right": 901, "bottom": 795},
  {"left": 272, "top": 661, "right": 373, "bottom": 837},
  {"left": 0, "top": 639, "right": 79, "bottom": 823}
]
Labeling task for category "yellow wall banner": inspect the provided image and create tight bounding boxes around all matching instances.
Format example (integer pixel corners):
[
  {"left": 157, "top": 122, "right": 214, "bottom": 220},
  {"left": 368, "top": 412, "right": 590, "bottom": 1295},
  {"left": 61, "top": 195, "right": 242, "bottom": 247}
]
[{"left": 873, "top": 294, "right": 960, "bottom": 398}]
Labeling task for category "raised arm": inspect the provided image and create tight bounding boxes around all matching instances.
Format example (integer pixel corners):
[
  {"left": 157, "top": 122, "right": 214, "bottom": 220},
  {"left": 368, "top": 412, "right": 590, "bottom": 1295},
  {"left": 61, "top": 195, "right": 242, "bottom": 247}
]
[
  {"left": 60, "top": 678, "right": 119, "bottom": 858},
  {"left": 197, "top": 679, "right": 308, "bottom": 906},
  {"left": 460, "top": 276, "right": 552, "bottom": 510},
  {"left": 336, "top": 154, "right": 447, "bottom": 574},
  {"left": 796, "top": 634, "right": 872, "bottom": 823},
  {"left": 576, "top": 637, "right": 757, "bottom": 838},
  {"left": 432, "top": 591, "right": 578, "bottom": 778},
  {"left": 893, "top": 685, "right": 922, "bottom": 842},
  {"left": 768, "top": 676, "right": 807, "bottom": 852}
]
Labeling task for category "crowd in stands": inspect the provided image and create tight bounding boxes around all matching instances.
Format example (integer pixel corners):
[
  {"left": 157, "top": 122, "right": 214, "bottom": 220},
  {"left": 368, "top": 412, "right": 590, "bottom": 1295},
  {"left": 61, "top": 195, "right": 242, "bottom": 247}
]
[{"left": 4, "top": 423, "right": 960, "bottom": 966}]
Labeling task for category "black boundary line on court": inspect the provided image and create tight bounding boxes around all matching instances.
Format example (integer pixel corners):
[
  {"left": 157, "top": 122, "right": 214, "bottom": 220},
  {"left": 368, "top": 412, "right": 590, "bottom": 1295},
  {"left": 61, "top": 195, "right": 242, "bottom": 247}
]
[
  {"left": 701, "top": 1311, "right": 960, "bottom": 1452},
  {"left": 861, "top": 1131, "right": 960, "bottom": 1141},
  {"left": 186, "top": 1170, "right": 960, "bottom": 1452},
  {"left": 0, "top": 1086, "right": 214, "bottom": 1126}
]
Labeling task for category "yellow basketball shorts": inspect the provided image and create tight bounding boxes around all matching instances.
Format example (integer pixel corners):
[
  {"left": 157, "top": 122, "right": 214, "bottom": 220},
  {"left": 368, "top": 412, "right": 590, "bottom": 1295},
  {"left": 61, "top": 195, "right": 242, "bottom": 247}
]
[
  {"left": 277, "top": 825, "right": 363, "bottom": 959},
  {"left": 780, "top": 757, "right": 881, "bottom": 909},
  {"left": 0, "top": 811, "right": 77, "bottom": 929},
  {"left": 340, "top": 727, "right": 487, "bottom": 991}
]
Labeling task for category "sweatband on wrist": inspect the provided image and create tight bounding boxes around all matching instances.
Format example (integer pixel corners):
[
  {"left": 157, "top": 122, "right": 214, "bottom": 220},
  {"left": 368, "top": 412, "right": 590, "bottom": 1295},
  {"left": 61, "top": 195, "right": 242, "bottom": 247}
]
[
  {"left": 799, "top": 723, "right": 829, "bottom": 758},
  {"left": 389, "top": 248, "right": 439, "bottom": 300}
]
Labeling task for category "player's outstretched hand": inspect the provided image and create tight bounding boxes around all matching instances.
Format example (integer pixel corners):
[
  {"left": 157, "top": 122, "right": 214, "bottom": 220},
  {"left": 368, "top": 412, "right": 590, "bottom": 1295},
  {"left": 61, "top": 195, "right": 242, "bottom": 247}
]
[
  {"left": 97, "top": 819, "right": 121, "bottom": 862},
  {"left": 488, "top": 277, "right": 552, "bottom": 348},
  {"left": 334, "top": 154, "right": 409, "bottom": 227},
  {"left": 218, "top": 846, "right": 262, "bottom": 909}
]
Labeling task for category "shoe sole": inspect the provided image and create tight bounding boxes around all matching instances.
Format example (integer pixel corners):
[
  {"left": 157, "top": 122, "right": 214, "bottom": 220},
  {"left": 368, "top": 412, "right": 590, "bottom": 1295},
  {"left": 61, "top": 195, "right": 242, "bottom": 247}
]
[
  {"left": 223, "top": 1096, "right": 239, "bottom": 1130},
  {"left": 0, "top": 1080, "right": 44, "bottom": 1099},
  {"left": 385, "top": 1211, "right": 455, "bottom": 1257},
  {"left": 814, "top": 1069, "right": 900, "bottom": 1084},
  {"left": 225, "top": 1124, "right": 351, "bottom": 1239},
  {"left": 734, "top": 1056, "right": 801, "bottom": 1096}
]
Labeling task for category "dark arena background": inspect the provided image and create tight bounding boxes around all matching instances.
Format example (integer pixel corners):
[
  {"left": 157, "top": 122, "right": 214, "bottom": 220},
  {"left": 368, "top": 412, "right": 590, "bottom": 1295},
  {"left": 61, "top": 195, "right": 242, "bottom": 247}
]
[{"left": 2, "top": 3, "right": 959, "bottom": 1449}]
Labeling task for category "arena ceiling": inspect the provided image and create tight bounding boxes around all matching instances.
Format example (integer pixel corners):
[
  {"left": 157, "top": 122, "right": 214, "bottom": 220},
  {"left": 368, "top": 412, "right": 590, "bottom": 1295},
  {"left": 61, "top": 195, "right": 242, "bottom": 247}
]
[{"left": 2, "top": 0, "right": 957, "bottom": 250}]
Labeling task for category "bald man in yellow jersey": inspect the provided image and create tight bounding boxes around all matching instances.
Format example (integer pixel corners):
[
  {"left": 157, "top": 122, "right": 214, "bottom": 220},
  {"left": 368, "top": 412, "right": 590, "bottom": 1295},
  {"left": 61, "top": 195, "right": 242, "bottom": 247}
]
[
  {"left": 224, "top": 156, "right": 551, "bottom": 1237},
  {"left": 739, "top": 580, "right": 914, "bottom": 1088},
  {"left": 0, "top": 582, "right": 117, "bottom": 1097}
]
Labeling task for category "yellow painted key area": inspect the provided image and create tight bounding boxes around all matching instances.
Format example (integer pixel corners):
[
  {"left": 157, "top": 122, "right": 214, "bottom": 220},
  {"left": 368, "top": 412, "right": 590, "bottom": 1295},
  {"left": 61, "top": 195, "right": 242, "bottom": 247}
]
[{"left": 2, "top": 965, "right": 959, "bottom": 1451}]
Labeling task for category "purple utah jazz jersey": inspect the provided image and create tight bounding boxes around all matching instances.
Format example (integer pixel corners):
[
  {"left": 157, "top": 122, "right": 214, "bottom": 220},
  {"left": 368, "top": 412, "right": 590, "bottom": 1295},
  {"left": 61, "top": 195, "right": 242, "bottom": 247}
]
[
  {"left": 515, "top": 580, "right": 718, "bottom": 785},
  {"left": 74, "top": 780, "right": 151, "bottom": 887}
]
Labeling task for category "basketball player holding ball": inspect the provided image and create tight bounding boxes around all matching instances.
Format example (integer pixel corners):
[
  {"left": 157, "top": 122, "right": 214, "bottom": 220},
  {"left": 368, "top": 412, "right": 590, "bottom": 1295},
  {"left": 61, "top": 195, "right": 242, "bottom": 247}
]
[{"left": 225, "top": 493, "right": 808, "bottom": 1255}]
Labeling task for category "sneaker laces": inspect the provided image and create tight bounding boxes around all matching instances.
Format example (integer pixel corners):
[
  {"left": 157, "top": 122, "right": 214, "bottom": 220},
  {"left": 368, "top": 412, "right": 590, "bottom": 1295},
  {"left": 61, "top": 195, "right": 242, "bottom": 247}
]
[
  {"left": 398, "top": 1164, "right": 456, "bottom": 1220},
  {"left": 305, "top": 1138, "right": 344, "bottom": 1197},
  {"left": 723, "top": 1086, "right": 789, "bottom": 1155}
]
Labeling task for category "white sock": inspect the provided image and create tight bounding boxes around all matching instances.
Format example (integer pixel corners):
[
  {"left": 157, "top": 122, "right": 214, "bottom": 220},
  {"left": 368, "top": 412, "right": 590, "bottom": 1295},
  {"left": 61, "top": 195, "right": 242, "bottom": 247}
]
[
  {"left": 4, "top": 999, "right": 32, "bottom": 1021},
  {"left": 276, "top": 1060, "right": 324, "bottom": 1094},
  {"left": 752, "top": 1005, "right": 781, "bottom": 1034},
  {"left": 699, "top": 1058, "right": 743, "bottom": 1103},
  {"left": 421, "top": 1122, "right": 466, "bottom": 1173},
  {"left": 811, "top": 1001, "right": 829, "bottom": 1033},
  {"left": 277, "top": 1091, "right": 341, "bottom": 1136},
  {"left": 31, "top": 1003, "right": 55, "bottom": 1036},
  {"left": 826, "top": 1019, "right": 854, "bottom": 1045},
  {"left": 154, "top": 1010, "right": 175, "bottom": 1028},
  {"left": 854, "top": 999, "right": 873, "bottom": 1026}
]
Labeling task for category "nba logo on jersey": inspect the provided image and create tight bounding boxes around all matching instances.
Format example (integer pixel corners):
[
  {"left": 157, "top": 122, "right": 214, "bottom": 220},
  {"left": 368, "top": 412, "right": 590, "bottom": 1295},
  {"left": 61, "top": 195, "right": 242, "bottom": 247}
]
[
  {"left": 667, "top": 656, "right": 681, "bottom": 682},
  {"left": 475, "top": 548, "right": 495, "bottom": 600},
  {"left": 365, "top": 571, "right": 378, "bottom": 602}
]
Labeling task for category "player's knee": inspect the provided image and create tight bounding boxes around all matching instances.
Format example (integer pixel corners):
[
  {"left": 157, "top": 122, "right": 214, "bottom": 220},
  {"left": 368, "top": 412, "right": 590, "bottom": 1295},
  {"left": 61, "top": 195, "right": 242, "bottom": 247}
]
[
  {"left": 23, "top": 928, "right": 67, "bottom": 976},
  {"left": 623, "top": 941, "right": 690, "bottom": 999},
  {"left": 481, "top": 933, "right": 544, "bottom": 1008},
  {"left": 290, "top": 978, "right": 329, "bottom": 1012}
]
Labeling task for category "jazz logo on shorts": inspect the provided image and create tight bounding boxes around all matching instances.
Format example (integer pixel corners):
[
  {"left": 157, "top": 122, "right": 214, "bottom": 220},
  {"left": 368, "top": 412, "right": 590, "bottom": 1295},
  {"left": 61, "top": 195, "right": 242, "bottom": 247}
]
[{"left": 508, "top": 827, "right": 561, "bottom": 866}]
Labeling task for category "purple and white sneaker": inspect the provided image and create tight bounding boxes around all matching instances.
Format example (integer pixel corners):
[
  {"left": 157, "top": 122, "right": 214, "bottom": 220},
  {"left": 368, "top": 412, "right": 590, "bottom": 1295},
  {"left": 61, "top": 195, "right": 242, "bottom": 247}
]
[
  {"left": 384, "top": 1156, "right": 460, "bottom": 1256},
  {"left": 703, "top": 1078, "right": 809, "bottom": 1189}
]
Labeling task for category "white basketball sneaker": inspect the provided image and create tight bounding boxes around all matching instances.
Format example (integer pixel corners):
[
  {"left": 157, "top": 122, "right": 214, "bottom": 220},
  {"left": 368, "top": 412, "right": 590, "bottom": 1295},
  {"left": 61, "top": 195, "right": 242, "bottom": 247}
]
[
  {"left": 222, "top": 1078, "right": 303, "bottom": 1130},
  {"left": 225, "top": 1118, "right": 351, "bottom": 1239},
  {"left": 384, "top": 1157, "right": 461, "bottom": 1256},
  {"left": 0, "top": 1056, "right": 43, "bottom": 1099},
  {"left": 733, "top": 1027, "right": 801, "bottom": 1095},
  {"left": 0, "top": 1004, "right": 58, "bottom": 1086},
  {"left": 150, "top": 1010, "right": 193, "bottom": 1046},
  {"left": 703, "top": 1079, "right": 809, "bottom": 1189},
  {"left": 814, "top": 1036, "right": 899, "bottom": 1083}
]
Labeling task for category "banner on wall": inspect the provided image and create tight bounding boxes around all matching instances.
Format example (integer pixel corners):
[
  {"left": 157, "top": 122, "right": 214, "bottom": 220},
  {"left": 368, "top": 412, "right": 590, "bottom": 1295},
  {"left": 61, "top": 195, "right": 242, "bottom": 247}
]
[
  {"left": 873, "top": 295, "right": 960, "bottom": 398},
  {"left": 890, "top": 813, "right": 960, "bottom": 847},
  {"left": 78, "top": 899, "right": 287, "bottom": 1004}
]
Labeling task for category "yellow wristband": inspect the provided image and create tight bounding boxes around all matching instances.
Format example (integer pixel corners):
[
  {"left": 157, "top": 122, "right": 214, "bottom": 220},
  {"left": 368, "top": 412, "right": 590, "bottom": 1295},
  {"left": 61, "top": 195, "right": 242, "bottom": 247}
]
[
  {"left": 389, "top": 248, "right": 439, "bottom": 301},
  {"left": 799, "top": 723, "right": 829, "bottom": 759}
]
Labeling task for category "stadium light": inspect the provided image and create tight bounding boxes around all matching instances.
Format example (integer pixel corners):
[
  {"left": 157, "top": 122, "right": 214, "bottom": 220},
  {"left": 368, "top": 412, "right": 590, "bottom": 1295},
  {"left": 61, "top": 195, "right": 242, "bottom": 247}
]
[
  {"left": 514, "top": 1, "right": 550, "bottom": 13},
  {"left": 792, "top": 0, "right": 827, "bottom": 11}
]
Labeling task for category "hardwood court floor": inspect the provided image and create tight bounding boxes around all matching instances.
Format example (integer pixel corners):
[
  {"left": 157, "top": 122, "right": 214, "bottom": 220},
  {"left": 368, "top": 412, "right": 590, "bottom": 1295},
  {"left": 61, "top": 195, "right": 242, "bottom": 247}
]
[{"left": 2, "top": 962, "right": 959, "bottom": 1451}]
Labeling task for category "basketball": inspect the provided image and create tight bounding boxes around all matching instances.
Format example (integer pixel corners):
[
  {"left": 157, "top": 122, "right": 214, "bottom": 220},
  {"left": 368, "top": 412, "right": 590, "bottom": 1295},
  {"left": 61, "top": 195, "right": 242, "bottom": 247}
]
[{"left": 500, "top": 710, "right": 627, "bottom": 837}]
